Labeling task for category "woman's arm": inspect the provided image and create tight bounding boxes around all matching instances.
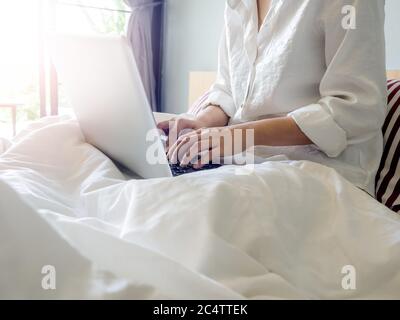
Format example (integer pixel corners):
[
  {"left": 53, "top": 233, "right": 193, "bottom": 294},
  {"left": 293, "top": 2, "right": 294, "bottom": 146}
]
[
  {"left": 195, "top": 105, "right": 230, "bottom": 128},
  {"left": 157, "top": 105, "right": 228, "bottom": 133},
  {"left": 233, "top": 116, "right": 312, "bottom": 147},
  {"left": 157, "top": 105, "right": 229, "bottom": 150},
  {"left": 167, "top": 116, "right": 312, "bottom": 166},
  {"left": 287, "top": 0, "right": 386, "bottom": 158}
]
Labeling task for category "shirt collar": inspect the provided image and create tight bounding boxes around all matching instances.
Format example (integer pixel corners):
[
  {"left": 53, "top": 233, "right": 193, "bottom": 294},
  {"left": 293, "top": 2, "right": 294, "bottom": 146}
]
[
  {"left": 227, "top": 0, "right": 253, "bottom": 12},
  {"left": 226, "top": 0, "right": 283, "bottom": 64}
]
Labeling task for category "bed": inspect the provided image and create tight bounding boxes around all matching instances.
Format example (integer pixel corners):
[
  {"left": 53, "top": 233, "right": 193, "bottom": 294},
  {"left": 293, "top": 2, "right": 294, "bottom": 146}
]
[{"left": 0, "top": 80, "right": 399, "bottom": 299}]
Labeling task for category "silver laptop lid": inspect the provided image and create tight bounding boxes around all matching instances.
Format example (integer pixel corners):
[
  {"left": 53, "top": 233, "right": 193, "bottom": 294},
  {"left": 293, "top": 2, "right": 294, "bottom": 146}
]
[{"left": 49, "top": 34, "right": 172, "bottom": 179}]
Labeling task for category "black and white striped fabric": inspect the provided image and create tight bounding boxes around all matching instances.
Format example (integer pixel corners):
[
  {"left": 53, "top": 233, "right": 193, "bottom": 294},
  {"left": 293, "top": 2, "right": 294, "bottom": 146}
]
[{"left": 376, "top": 79, "right": 400, "bottom": 214}]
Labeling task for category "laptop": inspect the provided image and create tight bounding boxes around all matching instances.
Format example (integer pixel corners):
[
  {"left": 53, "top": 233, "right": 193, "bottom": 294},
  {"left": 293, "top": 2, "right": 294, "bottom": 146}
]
[{"left": 49, "top": 34, "right": 220, "bottom": 179}]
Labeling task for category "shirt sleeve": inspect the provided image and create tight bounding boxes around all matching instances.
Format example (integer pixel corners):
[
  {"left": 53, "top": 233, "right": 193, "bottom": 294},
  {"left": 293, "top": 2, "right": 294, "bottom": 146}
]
[
  {"left": 288, "top": 0, "right": 387, "bottom": 158},
  {"left": 200, "top": 24, "right": 237, "bottom": 118}
]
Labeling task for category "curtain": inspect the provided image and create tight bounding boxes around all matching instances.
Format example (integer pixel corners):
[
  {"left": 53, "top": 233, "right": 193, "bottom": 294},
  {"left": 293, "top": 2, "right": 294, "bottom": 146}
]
[{"left": 124, "top": 0, "right": 165, "bottom": 112}]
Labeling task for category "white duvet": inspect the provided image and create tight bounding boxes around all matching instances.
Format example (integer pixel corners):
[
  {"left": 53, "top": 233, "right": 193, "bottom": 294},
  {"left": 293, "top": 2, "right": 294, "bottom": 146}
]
[{"left": 0, "top": 116, "right": 399, "bottom": 299}]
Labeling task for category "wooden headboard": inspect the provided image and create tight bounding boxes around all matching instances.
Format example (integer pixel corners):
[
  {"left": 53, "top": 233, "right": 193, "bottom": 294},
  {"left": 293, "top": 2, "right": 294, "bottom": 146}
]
[
  {"left": 188, "top": 72, "right": 217, "bottom": 107},
  {"left": 387, "top": 70, "right": 400, "bottom": 79}
]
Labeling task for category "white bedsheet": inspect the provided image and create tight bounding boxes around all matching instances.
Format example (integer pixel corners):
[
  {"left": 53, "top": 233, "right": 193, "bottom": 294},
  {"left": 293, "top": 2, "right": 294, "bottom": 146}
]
[{"left": 0, "top": 116, "right": 399, "bottom": 299}]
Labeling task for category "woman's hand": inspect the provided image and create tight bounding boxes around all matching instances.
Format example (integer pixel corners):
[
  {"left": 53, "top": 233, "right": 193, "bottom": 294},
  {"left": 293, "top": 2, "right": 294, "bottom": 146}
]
[
  {"left": 157, "top": 105, "right": 230, "bottom": 150},
  {"left": 157, "top": 117, "right": 209, "bottom": 149},
  {"left": 157, "top": 117, "right": 209, "bottom": 136},
  {"left": 167, "top": 126, "right": 246, "bottom": 168}
]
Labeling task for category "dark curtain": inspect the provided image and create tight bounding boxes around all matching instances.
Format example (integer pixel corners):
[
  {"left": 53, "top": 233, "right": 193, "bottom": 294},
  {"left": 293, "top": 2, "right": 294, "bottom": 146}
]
[{"left": 124, "top": 0, "right": 165, "bottom": 111}]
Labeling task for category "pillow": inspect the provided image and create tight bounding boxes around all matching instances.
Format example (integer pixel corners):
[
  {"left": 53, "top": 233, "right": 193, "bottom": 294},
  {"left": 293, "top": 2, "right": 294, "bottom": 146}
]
[{"left": 375, "top": 79, "right": 400, "bottom": 213}]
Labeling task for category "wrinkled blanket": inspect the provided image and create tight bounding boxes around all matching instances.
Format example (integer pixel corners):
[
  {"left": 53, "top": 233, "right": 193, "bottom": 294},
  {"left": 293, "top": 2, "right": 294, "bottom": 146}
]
[{"left": 0, "top": 116, "right": 399, "bottom": 299}]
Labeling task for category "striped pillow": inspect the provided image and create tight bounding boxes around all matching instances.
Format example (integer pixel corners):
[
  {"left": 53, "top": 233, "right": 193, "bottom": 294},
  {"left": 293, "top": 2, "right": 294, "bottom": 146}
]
[{"left": 375, "top": 79, "right": 400, "bottom": 213}]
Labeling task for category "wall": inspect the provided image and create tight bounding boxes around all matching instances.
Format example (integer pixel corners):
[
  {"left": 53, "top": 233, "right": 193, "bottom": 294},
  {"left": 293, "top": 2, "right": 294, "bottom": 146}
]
[
  {"left": 162, "top": 0, "right": 400, "bottom": 114},
  {"left": 161, "top": 0, "right": 224, "bottom": 114},
  {"left": 385, "top": 0, "right": 400, "bottom": 70}
]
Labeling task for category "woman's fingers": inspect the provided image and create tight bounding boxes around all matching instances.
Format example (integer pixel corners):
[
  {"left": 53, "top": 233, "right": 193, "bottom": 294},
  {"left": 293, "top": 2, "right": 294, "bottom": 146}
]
[
  {"left": 167, "top": 127, "right": 228, "bottom": 166},
  {"left": 168, "top": 132, "right": 198, "bottom": 164},
  {"left": 167, "top": 118, "right": 197, "bottom": 150},
  {"left": 192, "top": 149, "right": 211, "bottom": 169},
  {"left": 193, "top": 147, "right": 220, "bottom": 169},
  {"left": 167, "top": 136, "right": 188, "bottom": 164},
  {"left": 156, "top": 119, "right": 173, "bottom": 132},
  {"left": 180, "top": 137, "right": 212, "bottom": 166}
]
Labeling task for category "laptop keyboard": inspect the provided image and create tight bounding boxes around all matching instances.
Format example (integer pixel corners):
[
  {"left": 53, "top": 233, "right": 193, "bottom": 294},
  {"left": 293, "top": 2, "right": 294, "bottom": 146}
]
[{"left": 169, "top": 163, "right": 222, "bottom": 177}]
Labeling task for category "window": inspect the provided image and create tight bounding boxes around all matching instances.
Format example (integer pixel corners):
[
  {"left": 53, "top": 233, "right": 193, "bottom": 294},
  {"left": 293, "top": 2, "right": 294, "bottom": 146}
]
[
  {"left": 52, "top": 0, "right": 131, "bottom": 116},
  {"left": 0, "top": 1, "right": 41, "bottom": 138},
  {"left": 0, "top": 0, "right": 130, "bottom": 138}
]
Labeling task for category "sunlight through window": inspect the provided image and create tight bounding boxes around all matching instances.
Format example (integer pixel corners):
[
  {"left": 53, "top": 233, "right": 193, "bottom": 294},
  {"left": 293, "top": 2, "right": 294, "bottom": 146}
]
[{"left": 0, "top": 0, "right": 129, "bottom": 137}]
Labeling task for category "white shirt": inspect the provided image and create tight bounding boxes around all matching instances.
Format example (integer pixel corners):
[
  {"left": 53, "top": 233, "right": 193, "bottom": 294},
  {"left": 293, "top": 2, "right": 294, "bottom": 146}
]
[{"left": 202, "top": 0, "right": 387, "bottom": 194}]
